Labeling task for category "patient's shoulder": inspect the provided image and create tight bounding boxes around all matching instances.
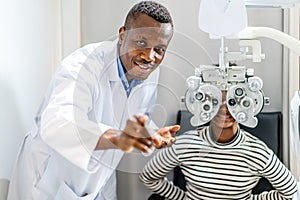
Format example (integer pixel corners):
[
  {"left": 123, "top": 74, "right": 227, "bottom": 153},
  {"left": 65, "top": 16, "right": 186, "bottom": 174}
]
[{"left": 175, "top": 126, "right": 207, "bottom": 144}]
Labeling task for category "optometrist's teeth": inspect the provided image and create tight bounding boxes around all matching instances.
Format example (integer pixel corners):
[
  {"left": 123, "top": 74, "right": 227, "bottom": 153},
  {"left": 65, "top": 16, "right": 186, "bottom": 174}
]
[{"left": 139, "top": 64, "right": 152, "bottom": 69}]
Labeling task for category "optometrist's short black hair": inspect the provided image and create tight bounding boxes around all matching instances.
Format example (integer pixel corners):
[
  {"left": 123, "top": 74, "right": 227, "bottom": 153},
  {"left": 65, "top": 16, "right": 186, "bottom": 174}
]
[{"left": 124, "top": 1, "right": 173, "bottom": 29}]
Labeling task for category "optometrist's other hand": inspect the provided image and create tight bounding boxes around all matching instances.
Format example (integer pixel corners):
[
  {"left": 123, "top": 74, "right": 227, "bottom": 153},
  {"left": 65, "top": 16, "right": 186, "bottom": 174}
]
[{"left": 152, "top": 125, "right": 180, "bottom": 149}]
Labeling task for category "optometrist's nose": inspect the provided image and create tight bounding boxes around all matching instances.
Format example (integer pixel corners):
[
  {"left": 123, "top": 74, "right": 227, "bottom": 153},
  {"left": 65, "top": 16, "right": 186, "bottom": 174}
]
[
  {"left": 150, "top": 48, "right": 163, "bottom": 60},
  {"left": 143, "top": 48, "right": 162, "bottom": 62}
]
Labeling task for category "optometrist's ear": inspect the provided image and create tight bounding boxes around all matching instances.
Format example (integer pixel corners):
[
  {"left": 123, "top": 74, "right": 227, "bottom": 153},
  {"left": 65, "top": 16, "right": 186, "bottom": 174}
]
[{"left": 118, "top": 26, "right": 125, "bottom": 43}]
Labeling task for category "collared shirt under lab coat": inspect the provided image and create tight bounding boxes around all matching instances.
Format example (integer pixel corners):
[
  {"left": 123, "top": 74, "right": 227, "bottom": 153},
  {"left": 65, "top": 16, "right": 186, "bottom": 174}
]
[{"left": 7, "top": 40, "right": 159, "bottom": 200}]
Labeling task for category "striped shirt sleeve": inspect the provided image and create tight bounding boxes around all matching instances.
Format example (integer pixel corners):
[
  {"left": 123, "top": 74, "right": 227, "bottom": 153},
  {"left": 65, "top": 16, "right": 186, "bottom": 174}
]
[
  {"left": 139, "top": 146, "right": 186, "bottom": 200},
  {"left": 251, "top": 152, "right": 298, "bottom": 200}
]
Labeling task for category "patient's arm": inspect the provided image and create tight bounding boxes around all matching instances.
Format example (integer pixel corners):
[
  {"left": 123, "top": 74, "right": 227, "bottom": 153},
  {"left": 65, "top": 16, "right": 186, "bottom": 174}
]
[
  {"left": 251, "top": 153, "right": 298, "bottom": 200},
  {"left": 139, "top": 146, "right": 186, "bottom": 200}
]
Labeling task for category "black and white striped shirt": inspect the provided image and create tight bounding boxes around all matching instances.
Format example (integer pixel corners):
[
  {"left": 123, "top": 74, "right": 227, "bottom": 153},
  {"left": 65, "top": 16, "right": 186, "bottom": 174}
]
[{"left": 140, "top": 126, "right": 297, "bottom": 200}]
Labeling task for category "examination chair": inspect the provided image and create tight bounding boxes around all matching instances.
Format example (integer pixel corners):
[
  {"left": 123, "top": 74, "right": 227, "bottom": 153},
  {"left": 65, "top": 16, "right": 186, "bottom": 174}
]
[{"left": 148, "top": 110, "right": 283, "bottom": 200}]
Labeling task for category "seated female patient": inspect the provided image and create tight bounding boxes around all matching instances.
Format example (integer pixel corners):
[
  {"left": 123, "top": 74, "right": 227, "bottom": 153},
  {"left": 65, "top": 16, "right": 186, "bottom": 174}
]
[{"left": 140, "top": 91, "right": 298, "bottom": 200}]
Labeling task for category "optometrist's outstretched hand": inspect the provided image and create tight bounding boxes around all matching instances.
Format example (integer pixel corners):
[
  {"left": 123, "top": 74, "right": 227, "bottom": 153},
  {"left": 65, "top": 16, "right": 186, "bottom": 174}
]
[{"left": 96, "top": 114, "right": 180, "bottom": 153}]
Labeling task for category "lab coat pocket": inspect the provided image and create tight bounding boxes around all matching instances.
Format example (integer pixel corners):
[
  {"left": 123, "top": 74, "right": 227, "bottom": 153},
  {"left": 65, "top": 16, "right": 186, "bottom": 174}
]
[{"left": 55, "top": 181, "right": 98, "bottom": 200}]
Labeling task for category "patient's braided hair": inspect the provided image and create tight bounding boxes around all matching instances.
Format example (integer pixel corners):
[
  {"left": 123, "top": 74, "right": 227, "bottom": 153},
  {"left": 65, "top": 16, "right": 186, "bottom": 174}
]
[{"left": 124, "top": 1, "right": 173, "bottom": 29}]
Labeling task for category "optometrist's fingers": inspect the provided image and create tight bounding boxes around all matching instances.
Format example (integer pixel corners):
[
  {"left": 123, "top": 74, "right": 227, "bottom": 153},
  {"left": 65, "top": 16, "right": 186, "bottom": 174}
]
[
  {"left": 152, "top": 125, "right": 180, "bottom": 148},
  {"left": 153, "top": 136, "right": 175, "bottom": 149},
  {"left": 168, "top": 125, "right": 181, "bottom": 135},
  {"left": 116, "top": 131, "right": 153, "bottom": 153},
  {"left": 124, "top": 117, "right": 151, "bottom": 139},
  {"left": 115, "top": 131, "right": 135, "bottom": 152},
  {"left": 133, "top": 139, "right": 153, "bottom": 154},
  {"left": 134, "top": 114, "right": 148, "bottom": 126},
  {"left": 159, "top": 125, "right": 180, "bottom": 137},
  {"left": 97, "top": 128, "right": 152, "bottom": 153}
]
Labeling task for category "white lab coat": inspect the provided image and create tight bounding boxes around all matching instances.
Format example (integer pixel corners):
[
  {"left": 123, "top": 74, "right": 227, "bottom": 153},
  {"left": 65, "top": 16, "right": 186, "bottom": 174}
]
[
  {"left": 290, "top": 91, "right": 300, "bottom": 180},
  {"left": 290, "top": 91, "right": 300, "bottom": 200},
  {"left": 7, "top": 40, "right": 159, "bottom": 200}
]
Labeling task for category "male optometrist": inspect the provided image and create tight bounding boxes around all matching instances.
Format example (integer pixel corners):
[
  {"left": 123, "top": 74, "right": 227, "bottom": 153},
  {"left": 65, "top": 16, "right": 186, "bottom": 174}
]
[{"left": 7, "top": 1, "right": 180, "bottom": 199}]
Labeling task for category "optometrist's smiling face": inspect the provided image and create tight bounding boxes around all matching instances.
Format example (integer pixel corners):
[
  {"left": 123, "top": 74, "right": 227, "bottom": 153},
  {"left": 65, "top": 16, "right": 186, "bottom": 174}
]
[{"left": 118, "top": 13, "right": 173, "bottom": 82}]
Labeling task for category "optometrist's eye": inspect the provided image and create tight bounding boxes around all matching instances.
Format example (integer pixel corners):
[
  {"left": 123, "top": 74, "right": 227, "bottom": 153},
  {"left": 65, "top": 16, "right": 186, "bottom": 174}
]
[
  {"left": 154, "top": 46, "right": 166, "bottom": 54},
  {"left": 135, "top": 40, "right": 147, "bottom": 48}
]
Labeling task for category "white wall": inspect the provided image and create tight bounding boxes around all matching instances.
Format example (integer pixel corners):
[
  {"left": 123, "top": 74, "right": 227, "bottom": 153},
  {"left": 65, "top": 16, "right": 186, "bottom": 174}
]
[
  {"left": 0, "top": 0, "right": 61, "bottom": 182},
  {"left": 61, "top": 0, "right": 81, "bottom": 57}
]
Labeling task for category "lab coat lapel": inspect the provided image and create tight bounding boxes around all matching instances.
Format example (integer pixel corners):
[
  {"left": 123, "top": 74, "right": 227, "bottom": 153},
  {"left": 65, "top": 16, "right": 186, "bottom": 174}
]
[
  {"left": 111, "top": 81, "right": 128, "bottom": 129},
  {"left": 104, "top": 40, "right": 128, "bottom": 129}
]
